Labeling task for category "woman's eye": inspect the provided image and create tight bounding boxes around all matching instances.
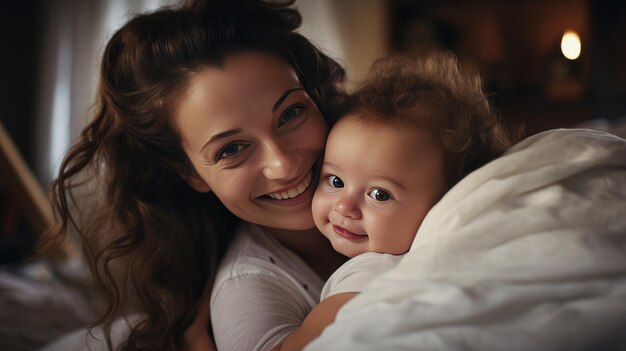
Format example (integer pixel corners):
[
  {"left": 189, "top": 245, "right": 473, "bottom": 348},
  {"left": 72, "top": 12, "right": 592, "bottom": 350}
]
[
  {"left": 217, "top": 143, "right": 248, "bottom": 159},
  {"left": 368, "top": 189, "right": 391, "bottom": 201},
  {"left": 278, "top": 105, "right": 304, "bottom": 127},
  {"left": 327, "top": 175, "right": 344, "bottom": 188}
]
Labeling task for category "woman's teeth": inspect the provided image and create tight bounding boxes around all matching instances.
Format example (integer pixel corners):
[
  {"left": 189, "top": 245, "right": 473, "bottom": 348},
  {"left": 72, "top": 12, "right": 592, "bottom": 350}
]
[{"left": 267, "top": 173, "right": 312, "bottom": 200}]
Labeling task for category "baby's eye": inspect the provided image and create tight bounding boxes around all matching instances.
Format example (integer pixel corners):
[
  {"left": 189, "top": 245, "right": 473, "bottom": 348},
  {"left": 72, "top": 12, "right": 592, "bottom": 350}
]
[
  {"left": 327, "top": 175, "right": 344, "bottom": 188},
  {"left": 217, "top": 143, "right": 248, "bottom": 160},
  {"left": 368, "top": 189, "right": 391, "bottom": 201},
  {"left": 278, "top": 105, "right": 304, "bottom": 127}
]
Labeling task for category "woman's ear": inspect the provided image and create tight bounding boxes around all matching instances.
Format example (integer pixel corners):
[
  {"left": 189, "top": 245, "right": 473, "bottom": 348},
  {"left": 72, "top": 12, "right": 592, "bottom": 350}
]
[{"left": 182, "top": 169, "right": 211, "bottom": 193}]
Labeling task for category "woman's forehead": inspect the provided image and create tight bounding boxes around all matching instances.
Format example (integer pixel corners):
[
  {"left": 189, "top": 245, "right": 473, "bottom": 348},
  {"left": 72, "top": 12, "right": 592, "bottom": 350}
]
[
  {"left": 176, "top": 52, "right": 303, "bottom": 150},
  {"left": 213, "top": 52, "right": 298, "bottom": 87},
  {"left": 181, "top": 53, "right": 301, "bottom": 119}
]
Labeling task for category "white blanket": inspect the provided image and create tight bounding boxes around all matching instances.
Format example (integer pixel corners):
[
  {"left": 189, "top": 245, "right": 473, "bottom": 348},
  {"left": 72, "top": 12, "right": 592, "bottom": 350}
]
[{"left": 307, "top": 129, "right": 626, "bottom": 351}]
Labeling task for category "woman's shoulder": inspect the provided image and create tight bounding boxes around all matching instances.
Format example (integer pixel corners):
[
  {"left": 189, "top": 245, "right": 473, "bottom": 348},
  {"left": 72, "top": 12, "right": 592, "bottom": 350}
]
[
  {"left": 213, "top": 223, "right": 322, "bottom": 285},
  {"left": 211, "top": 223, "right": 325, "bottom": 304},
  {"left": 213, "top": 223, "right": 277, "bottom": 280}
]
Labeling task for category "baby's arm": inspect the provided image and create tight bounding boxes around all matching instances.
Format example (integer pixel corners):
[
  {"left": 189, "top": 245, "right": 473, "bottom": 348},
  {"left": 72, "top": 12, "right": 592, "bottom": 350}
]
[
  {"left": 275, "top": 292, "right": 357, "bottom": 351},
  {"left": 276, "top": 253, "right": 404, "bottom": 350}
]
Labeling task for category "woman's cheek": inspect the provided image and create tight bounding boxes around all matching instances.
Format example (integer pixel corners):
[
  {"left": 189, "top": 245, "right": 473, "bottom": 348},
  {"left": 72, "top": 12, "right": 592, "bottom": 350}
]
[
  {"left": 307, "top": 110, "right": 330, "bottom": 150},
  {"left": 206, "top": 169, "right": 250, "bottom": 208}
]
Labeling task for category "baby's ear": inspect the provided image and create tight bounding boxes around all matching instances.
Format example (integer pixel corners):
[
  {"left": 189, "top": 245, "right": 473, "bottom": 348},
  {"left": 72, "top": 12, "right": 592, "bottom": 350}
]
[{"left": 181, "top": 168, "right": 211, "bottom": 193}]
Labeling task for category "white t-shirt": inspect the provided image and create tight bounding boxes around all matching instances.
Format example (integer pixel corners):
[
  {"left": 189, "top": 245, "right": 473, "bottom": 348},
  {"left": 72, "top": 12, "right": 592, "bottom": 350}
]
[
  {"left": 320, "top": 252, "right": 403, "bottom": 301},
  {"left": 210, "top": 223, "right": 325, "bottom": 351}
]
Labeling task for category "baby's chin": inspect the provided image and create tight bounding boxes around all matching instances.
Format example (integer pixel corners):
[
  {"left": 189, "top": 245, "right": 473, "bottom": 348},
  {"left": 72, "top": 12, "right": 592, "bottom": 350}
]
[{"left": 329, "top": 240, "right": 365, "bottom": 258}]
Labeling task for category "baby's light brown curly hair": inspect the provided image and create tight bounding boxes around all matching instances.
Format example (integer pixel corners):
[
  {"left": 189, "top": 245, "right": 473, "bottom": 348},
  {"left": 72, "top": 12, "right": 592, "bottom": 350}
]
[{"left": 347, "top": 50, "right": 521, "bottom": 185}]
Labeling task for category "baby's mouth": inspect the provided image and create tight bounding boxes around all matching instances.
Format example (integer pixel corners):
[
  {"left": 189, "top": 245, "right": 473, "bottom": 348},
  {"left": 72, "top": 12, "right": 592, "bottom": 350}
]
[
  {"left": 332, "top": 225, "right": 368, "bottom": 241},
  {"left": 263, "top": 171, "right": 313, "bottom": 200},
  {"left": 333, "top": 225, "right": 367, "bottom": 237}
]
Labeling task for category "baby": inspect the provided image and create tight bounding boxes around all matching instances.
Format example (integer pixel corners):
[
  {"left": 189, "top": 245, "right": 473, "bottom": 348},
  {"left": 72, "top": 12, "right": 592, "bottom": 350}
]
[{"left": 277, "top": 51, "right": 515, "bottom": 350}]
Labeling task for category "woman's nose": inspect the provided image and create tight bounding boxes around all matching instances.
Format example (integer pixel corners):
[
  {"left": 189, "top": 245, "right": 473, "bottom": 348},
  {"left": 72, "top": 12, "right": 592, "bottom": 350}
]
[
  {"left": 334, "top": 194, "right": 362, "bottom": 220},
  {"left": 262, "top": 142, "right": 301, "bottom": 180}
]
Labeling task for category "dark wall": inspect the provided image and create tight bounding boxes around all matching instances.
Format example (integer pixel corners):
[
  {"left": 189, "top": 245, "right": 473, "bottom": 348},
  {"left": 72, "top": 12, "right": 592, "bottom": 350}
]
[
  {"left": 0, "top": 0, "right": 43, "bottom": 165},
  {"left": 590, "top": 0, "right": 626, "bottom": 120},
  {"left": 0, "top": 0, "right": 44, "bottom": 263},
  {"left": 390, "top": 0, "right": 626, "bottom": 135}
]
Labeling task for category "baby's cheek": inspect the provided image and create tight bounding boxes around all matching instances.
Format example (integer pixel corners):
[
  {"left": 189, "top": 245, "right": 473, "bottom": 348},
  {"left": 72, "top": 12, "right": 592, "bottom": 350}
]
[
  {"left": 311, "top": 188, "right": 330, "bottom": 229},
  {"left": 389, "top": 215, "right": 422, "bottom": 254}
]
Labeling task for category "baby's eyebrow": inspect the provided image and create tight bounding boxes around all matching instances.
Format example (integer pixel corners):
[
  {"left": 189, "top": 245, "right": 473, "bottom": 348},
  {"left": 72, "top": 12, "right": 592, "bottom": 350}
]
[
  {"left": 372, "top": 175, "right": 406, "bottom": 191},
  {"left": 321, "top": 160, "right": 342, "bottom": 171},
  {"left": 272, "top": 87, "right": 305, "bottom": 112}
]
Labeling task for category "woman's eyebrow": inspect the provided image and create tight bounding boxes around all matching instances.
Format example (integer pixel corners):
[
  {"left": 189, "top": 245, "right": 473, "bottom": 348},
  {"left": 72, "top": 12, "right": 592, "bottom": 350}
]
[
  {"left": 199, "top": 87, "right": 304, "bottom": 152},
  {"left": 201, "top": 128, "right": 244, "bottom": 152},
  {"left": 272, "top": 87, "right": 305, "bottom": 112}
]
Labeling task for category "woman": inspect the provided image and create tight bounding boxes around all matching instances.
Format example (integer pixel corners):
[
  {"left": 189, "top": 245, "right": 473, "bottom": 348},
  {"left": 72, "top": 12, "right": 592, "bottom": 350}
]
[{"left": 42, "top": 0, "right": 348, "bottom": 350}]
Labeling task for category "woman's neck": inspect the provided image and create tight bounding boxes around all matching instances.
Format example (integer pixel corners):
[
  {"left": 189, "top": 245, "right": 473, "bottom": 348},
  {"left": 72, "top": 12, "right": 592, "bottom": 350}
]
[{"left": 260, "top": 225, "right": 346, "bottom": 280}]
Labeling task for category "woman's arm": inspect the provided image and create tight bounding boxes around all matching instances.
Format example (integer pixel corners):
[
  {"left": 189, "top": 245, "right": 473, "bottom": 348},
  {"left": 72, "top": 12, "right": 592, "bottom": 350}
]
[
  {"left": 275, "top": 292, "right": 357, "bottom": 351},
  {"left": 184, "top": 297, "right": 217, "bottom": 351},
  {"left": 185, "top": 326, "right": 216, "bottom": 351}
]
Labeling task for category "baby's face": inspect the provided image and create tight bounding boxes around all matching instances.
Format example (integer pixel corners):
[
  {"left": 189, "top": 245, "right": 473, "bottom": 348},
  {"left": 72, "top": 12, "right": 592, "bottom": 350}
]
[{"left": 312, "top": 114, "right": 448, "bottom": 257}]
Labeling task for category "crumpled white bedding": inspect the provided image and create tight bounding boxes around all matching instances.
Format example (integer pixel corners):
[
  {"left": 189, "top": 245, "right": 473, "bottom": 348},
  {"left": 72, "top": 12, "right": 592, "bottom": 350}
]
[
  {"left": 307, "top": 129, "right": 626, "bottom": 351},
  {"left": 0, "top": 259, "right": 97, "bottom": 351}
]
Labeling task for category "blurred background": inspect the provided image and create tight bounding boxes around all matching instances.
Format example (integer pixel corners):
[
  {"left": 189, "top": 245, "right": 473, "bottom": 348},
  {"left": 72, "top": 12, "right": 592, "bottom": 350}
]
[
  {"left": 2, "top": 0, "right": 626, "bottom": 272},
  {"left": 0, "top": 0, "right": 625, "bottom": 348},
  {"left": 2, "top": 0, "right": 626, "bottom": 274}
]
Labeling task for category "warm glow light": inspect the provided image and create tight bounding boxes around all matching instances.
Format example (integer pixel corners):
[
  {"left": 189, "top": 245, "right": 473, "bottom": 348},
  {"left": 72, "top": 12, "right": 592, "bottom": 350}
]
[{"left": 561, "top": 30, "right": 581, "bottom": 60}]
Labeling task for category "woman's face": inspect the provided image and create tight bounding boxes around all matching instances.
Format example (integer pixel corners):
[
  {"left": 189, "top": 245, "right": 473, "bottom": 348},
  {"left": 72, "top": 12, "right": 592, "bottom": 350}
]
[{"left": 176, "top": 52, "right": 328, "bottom": 230}]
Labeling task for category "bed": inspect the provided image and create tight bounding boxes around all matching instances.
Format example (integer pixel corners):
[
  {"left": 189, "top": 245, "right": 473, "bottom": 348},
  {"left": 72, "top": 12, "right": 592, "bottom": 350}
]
[
  {"left": 2, "top": 127, "right": 625, "bottom": 350},
  {"left": 0, "top": 120, "right": 95, "bottom": 350}
]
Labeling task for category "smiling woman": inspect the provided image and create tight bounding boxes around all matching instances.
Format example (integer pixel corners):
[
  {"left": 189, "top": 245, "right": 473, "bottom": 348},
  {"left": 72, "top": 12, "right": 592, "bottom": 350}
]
[{"left": 39, "top": 1, "right": 348, "bottom": 350}]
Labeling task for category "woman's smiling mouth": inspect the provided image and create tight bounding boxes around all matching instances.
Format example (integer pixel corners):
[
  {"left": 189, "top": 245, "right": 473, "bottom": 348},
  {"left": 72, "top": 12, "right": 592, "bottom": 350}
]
[{"left": 264, "top": 171, "right": 313, "bottom": 200}]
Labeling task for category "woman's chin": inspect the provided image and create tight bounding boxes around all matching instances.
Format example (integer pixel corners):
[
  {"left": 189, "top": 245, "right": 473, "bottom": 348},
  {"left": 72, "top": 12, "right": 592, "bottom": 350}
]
[
  {"left": 282, "top": 217, "right": 317, "bottom": 231},
  {"left": 263, "top": 215, "right": 317, "bottom": 232}
]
